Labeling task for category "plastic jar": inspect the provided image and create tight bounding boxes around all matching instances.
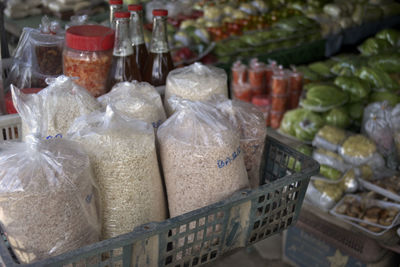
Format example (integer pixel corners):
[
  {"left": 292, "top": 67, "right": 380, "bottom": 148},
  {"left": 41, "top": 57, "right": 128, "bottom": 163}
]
[
  {"left": 233, "top": 83, "right": 253, "bottom": 103},
  {"left": 63, "top": 25, "right": 115, "bottom": 97},
  {"left": 252, "top": 94, "right": 270, "bottom": 126},
  {"left": 271, "top": 73, "right": 288, "bottom": 96}
]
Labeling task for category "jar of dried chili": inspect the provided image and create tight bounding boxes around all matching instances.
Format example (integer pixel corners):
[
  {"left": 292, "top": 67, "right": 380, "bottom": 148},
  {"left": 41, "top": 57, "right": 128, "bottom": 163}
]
[{"left": 63, "top": 25, "right": 115, "bottom": 97}]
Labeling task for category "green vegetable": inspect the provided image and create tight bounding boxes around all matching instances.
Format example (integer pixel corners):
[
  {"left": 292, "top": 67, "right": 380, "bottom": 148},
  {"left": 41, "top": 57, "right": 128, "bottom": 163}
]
[
  {"left": 375, "top": 29, "right": 400, "bottom": 46},
  {"left": 308, "top": 60, "right": 335, "bottom": 78},
  {"left": 320, "top": 165, "right": 343, "bottom": 180},
  {"left": 345, "top": 102, "right": 364, "bottom": 120},
  {"left": 369, "top": 92, "right": 400, "bottom": 106},
  {"left": 368, "top": 53, "right": 400, "bottom": 73},
  {"left": 324, "top": 108, "right": 351, "bottom": 129},
  {"left": 330, "top": 55, "right": 367, "bottom": 76},
  {"left": 296, "top": 66, "right": 321, "bottom": 81},
  {"left": 295, "top": 144, "right": 313, "bottom": 157},
  {"left": 334, "top": 76, "right": 371, "bottom": 103},
  {"left": 355, "top": 66, "right": 399, "bottom": 92},
  {"left": 358, "top": 37, "right": 393, "bottom": 56},
  {"left": 301, "top": 84, "right": 349, "bottom": 112},
  {"left": 280, "top": 108, "right": 324, "bottom": 142},
  {"left": 315, "top": 125, "right": 347, "bottom": 146}
]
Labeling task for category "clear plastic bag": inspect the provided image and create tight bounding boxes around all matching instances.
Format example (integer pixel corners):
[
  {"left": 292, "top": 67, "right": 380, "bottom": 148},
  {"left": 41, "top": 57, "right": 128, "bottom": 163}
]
[
  {"left": 158, "top": 98, "right": 249, "bottom": 217},
  {"left": 0, "top": 86, "right": 101, "bottom": 264},
  {"left": 165, "top": 62, "right": 228, "bottom": 116},
  {"left": 98, "top": 81, "right": 167, "bottom": 130},
  {"left": 68, "top": 106, "right": 167, "bottom": 239},
  {"left": 20, "top": 76, "right": 101, "bottom": 138},
  {"left": 210, "top": 95, "right": 267, "bottom": 188},
  {"left": 306, "top": 180, "right": 343, "bottom": 211},
  {"left": 390, "top": 104, "right": 400, "bottom": 166},
  {"left": 339, "top": 135, "right": 378, "bottom": 166},
  {"left": 312, "top": 125, "right": 347, "bottom": 152},
  {"left": 313, "top": 148, "right": 350, "bottom": 173}
]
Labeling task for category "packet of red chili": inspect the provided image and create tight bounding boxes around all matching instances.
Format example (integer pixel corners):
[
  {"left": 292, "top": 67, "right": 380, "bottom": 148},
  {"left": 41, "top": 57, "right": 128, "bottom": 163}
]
[
  {"left": 289, "top": 70, "right": 303, "bottom": 93},
  {"left": 249, "top": 60, "right": 266, "bottom": 96},
  {"left": 264, "top": 60, "right": 277, "bottom": 95},
  {"left": 231, "top": 61, "right": 248, "bottom": 86},
  {"left": 233, "top": 83, "right": 253, "bottom": 103},
  {"left": 289, "top": 90, "right": 302, "bottom": 110},
  {"left": 271, "top": 72, "right": 288, "bottom": 96},
  {"left": 270, "top": 94, "right": 288, "bottom": 112}
]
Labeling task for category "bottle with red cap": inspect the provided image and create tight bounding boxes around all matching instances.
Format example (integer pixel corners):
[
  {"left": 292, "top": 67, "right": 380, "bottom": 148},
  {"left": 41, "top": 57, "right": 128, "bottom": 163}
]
[
  {"left": 63, "top": 25, "right": 115, "bottom": 97},
  {"left": 128, "top": 4, "right": 148, "bottom": 78},
  {"left": 143, "top": 9, "right": 174, "bottom": 92},
  {"left": 106, "top": 12, "right": 142, "bottom": 91},
  {"left": 109, "top": 0, "right": 123, "bottom": 29}
]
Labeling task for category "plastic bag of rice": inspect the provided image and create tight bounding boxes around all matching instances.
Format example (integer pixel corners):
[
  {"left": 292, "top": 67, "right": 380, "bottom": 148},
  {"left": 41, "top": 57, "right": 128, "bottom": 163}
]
[
  {"left": 98, "top": 81, "right": 167, "bottom": 130},
  {"left": 158, "top": 97, "right": 249, "bottom": 217},
  {"left": 164, "top": 62, "right": 228, "bottom": 115},
  {"left": 0, "top": 86, "right": 101, "bottom": 264},
  {"left": 68, "top": 106, "right": 167, "bottom": 240},
  {"left": 210, "top": 95, "right": 267, "bottom": 188},
  {"left": 21, "top": 75, "right": 101, "bottom": 138}
]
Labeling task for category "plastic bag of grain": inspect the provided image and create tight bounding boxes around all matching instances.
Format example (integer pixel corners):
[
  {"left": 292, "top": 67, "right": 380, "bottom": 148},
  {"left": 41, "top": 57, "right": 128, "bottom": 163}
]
[
  {"left": 210, "top": 94, "right": 267, "bottom": 188},
  {"left": 164, "top": 62, "right": 228, "bottom": 116},
  {"left": 68, "top": 106, "right": 167, "bottom": 240},
  {"left": 0, "top": 86, "right": 101, "bottom": 264},
  {"left": 98, "top": 81, "right": 167, "bottom": 130},
  {"left": 21, "top": 75, "right": 101, "bottom": 138},
  {"left": 158, "top": 97, "right": 249, "bottom": 217}
]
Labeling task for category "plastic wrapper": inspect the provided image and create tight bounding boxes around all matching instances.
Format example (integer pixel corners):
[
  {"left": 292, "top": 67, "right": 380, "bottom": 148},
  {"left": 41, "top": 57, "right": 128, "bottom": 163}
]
[
  {"left": 334, "top": 76, "right": 371, "bottom": 103},
  {"left": 319, "top": 164, "right": 343, "bottom": 181},
  {"left": 306, "top": 180, "right": 344, "bottom": 211},
  {"left": 342, "top": 169, "right": 358, "bottom": 193},
  {"left": 358, "top": 37, "right": 393, "bottom": 56},
  {"left": 375, "top": 29, "right": 400, "bottom": 47},
  {"left": 165, "top": 62, "right": 228, "bottom": 115},
  {"left": 98, "top": 81, "right": 166, "bottom": 130},
  {"left": 280, "top": 108, "right": 324, "bottom": 142},
  {"left": 158, "top": 98, "right": 249, "bottom": 217},
  {"left": 368, "top": 53, "right": 400, "bottom": 73},
  {"left": 323, "top": 108, "right": 351, "bottom": 129},
  {"left": 313, "top": 148, "right": 349, "bottom": 173},
  {"left": 312, "top": 125, "right": 347, "bottom": 152},
  {"left": 300, "top": 84, "right": 348, "bottom": 112},
  {"left": 210, "top": 95, "right": 267, "bottom": 188},
  {"left": 355, "top": 66, "right": 399, "bottom": 92},
  {"left": 0, "top": 85, "right": 101, "bottom": 264},
  {"left": 390, "top": 104, "right": 400, "bottom": 163},
  {"left": 339, "top": 135, "right": 377, "bottom": 166}
]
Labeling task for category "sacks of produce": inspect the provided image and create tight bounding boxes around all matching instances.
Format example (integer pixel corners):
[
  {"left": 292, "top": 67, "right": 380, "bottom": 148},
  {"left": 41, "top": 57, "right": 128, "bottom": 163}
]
[
  {"left": 98, "top": 81, "right": 166, "bottom": 130},
  {"left": 324, "top": 108, "right": 351, "bottom": 129},
  {"left": 0, "top": 86, "right": 101, "bottom": 263},
  {"left": 313, "top": 148, "right": 349, "bottom": 173},
  {"left": 313, "top": 125, "right": 347, "bottom": 152},
  {"left": 68, "top": 107, "right": 167, "bottom": 239},
  {"left": 300, "top": 84, "right": 348, "bottom": 112},
  {"left": 355, "top": 66, "right": 399, "bottom": 92},
  {"left": 21, "top": 76, "right": 101, "bottom": 138},
  {"left": 375, "top": 29, "right": 400, "bottom": 46},
  {"left": 358, "top": 37, "right": 392, "bottom": 56},
  {"left": 210, "top": 95, "right": 267, "bottom": 188},
  {"left": 165, "top": 62, "right": 228, "bottom": 115},
  {"left": 280, "top": 108, "right": 324, "bottom": 142},
  {"left": 339, "top": 135, "right": 377, "bottom": 166},
  {"left": 158, "top": 98, "right": 249, "bottom": 217},
  {"left": 334, "top": 76, "right": 371, "bottom": 103},
  {"left": 306, "top": 180, "right": 344, "bottom": 211}
]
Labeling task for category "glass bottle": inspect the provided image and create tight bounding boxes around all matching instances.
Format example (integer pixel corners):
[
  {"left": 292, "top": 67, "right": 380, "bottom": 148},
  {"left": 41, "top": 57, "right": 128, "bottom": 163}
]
[
  {"left": 106, "top": 12, "right": 142, "bottom": 91},
  {"left": 109, "top": 0, "right": 123, "bottom": 29},
  {"left": 143, "top": 9, "right": 174, "bottom": 91},
  {"left": 128, "top": 4, "right": 148, "bottom": 78}
]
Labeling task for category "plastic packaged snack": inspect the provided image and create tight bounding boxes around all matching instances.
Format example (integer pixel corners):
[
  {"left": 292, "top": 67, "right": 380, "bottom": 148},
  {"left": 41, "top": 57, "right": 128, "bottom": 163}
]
[
  {"left": 98, "top": 81, "right": 166, "bottom": 130},
  {"left": 339, "top": 135, "right": 377, "bottom": 166},
  {"left": 68, "top": 106, "right": 167, "bottom": 239},
  {"left": 0, "top": 85, "right": 101, "bottom": 264},
  {"left": 355, "top": 66, "right": 399, "bottom": 92},
  {"left": 323, "top": 108, "right": 351, "bottom": 129},
  {"left": 280, "top": 108, "right": 324, "bottom": 142},
  {"left": 312, "top": 125, "right": 347, "bottom": 152},
  {"left": 157, "top": 98, "right": 249, "bottom": 217},
  {"left": 210, "top": 95, "right": 267, "bottom": 188},
  {"left": 20, "top": 76, "right": 101, "bottom": 138},
  {"left": 165, "top": 62, "right": 228, "bottom": 115},
  {"left": 313, "top": 148, "right": 349, "bottom": 173},
  {"left": 300, "top": 84, "right": 348, "bottom": 112},
  {"left": 334, "top": 76, "right": 371, "bottom": 103}
]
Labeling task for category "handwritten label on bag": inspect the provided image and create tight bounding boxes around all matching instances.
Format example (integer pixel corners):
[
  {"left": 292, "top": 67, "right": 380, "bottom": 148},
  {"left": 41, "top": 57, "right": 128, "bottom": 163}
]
[{"left": 217, "top": 146, "right": 241, "bottom": 169}]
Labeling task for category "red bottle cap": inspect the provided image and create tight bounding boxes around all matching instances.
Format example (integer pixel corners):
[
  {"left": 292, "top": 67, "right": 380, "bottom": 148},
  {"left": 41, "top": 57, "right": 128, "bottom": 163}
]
[
  {"left": 153, "top": 9, "right": 168, "bottom": 17},
  {"left": 252, "top": 95, "right": 270, "bottom": 107},
  {"left": 128, "top": 4, "right": 143, "bottom": 11},
  {"left": 109, "top": 0, "right": 123, "bottom": 5},
  {"left": 66, "top": 25, "right": 115, "bottom": 51},
  {"left": 114, "top": 11, "right": 131, "bottom": 18}
]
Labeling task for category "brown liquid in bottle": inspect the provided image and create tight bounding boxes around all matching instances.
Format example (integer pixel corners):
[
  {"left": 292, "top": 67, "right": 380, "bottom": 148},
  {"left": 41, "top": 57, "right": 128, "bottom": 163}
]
[
  {"left": 106, "top": 54, "right": 141, "bottom": 91},
  {"left": 133, "top": 43, "right": 148, "bottom": 77},
  {"left": 143, "top": 52, "right": 174, "bottom": 87}
]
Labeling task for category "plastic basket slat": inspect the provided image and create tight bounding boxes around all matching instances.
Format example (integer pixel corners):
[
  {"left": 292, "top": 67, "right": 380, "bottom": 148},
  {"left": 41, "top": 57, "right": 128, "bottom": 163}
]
[{"left": 0, "top": 115, "right": 319, "bottom": 267}]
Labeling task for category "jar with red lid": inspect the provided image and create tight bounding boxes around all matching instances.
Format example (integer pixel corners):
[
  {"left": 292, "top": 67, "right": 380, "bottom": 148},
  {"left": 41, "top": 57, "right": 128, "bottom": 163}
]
[
  {"left": 269, "top": 111, "right": 284, "bottom": 129},
  {"left": 233, "top": 83, "right": 253, "bottom": 103},
  {"left": 63, "top": 25, "right": 115, "bottom": 97},
  {"left": 252, "top": 94, "right": 270, "bottom": 126}
]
